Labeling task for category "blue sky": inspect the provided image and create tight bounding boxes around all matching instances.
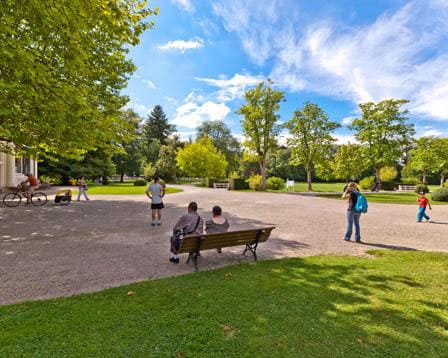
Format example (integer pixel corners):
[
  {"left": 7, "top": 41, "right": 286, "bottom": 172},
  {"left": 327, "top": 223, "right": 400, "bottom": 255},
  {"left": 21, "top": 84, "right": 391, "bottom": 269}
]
[{"left": 124, "top": 0, "right": 448, "bottom": 143}]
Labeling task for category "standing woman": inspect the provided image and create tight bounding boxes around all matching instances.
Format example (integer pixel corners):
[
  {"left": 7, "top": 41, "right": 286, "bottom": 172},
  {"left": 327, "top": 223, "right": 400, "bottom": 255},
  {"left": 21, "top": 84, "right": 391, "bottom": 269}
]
[
  {"left": 342, "top": 182, "right": 361, "bottom": 242},
  {"left": 77, "top": 176, "right": 90, "bottom": 201}
]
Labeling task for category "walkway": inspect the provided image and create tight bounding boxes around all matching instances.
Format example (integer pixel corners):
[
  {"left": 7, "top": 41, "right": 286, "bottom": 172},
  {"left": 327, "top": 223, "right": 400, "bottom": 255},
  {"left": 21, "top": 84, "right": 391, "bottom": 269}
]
[{"left": 1, "top": 185, "right": 447, "bottom": 304}]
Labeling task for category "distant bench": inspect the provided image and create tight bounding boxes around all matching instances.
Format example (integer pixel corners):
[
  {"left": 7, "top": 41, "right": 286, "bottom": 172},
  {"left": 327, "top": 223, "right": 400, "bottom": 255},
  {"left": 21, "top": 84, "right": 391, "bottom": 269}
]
[
  {"left": 213, "top": 182, "right": 229, "bottom": 189},
  {"left": 398, "top": 185, "right": 416, "bottom": 192},
  {"left": 178, "top": 227, "right": 276, "bottom": 270}
]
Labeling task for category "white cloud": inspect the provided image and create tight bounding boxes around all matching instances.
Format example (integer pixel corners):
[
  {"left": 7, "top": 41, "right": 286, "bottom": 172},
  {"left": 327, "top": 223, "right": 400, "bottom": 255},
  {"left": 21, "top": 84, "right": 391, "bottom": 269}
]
[
  {"left": 341, "top": 116, "right": 356, "bottom": 126},
  {"left": 214, "top": 0, "right": 448, "bottom": 121},
  {"left": 195, "top": 73, "right": 264, "bottom": 101},
  {"left": 171, "top": 0, "right": 195, "bottom": 12},
  {"left": 334, "top": 134, "right": 357, "bottom": 145},
  {"left": 143, "top": 80, "right": 156, "bottom": 90},
  {"left": 125, "top": 101, "right": 152, "bottom": 117},
  {"left": 171, "top": 99, "right": 230, "bottom": 129},
  {"left": 157, "top": 38, "right": 204, "bottom": 53}
]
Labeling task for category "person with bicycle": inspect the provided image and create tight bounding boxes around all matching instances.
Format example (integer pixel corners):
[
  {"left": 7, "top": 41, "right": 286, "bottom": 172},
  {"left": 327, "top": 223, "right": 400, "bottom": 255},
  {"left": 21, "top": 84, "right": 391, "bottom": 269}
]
[{"left": 21, "top": 172, "right": 39, "bottom": 203}]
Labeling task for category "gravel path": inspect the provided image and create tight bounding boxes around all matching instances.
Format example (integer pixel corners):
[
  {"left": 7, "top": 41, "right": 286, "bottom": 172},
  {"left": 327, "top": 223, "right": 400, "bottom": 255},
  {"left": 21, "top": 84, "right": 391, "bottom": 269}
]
[{"left": 1, "top": 185, "right": 447, "bottom": 305}]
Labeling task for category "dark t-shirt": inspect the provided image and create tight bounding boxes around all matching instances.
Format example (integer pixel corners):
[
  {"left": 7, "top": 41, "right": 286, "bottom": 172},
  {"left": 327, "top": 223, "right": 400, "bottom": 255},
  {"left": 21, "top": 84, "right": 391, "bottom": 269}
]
[{"left": 348, "top": 191, "right": 358, "bottom": 210}]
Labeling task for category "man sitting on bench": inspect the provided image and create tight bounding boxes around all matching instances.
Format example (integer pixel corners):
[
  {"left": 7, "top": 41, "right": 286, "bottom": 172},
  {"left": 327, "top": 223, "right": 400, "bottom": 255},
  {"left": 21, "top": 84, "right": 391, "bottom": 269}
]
[
  {"left": 170, "top": 202, "right": 203, "bottom": 264},
  {"left": 205, "top": 205, "right": 229, "bottom": 254}
]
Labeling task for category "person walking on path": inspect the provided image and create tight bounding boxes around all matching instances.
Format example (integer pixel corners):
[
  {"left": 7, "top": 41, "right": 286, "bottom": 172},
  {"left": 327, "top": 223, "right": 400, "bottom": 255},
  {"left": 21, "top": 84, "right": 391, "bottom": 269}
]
[
  {"left": 205, "top": 205, "right": 229, "bottom": 253},
  {"left": 342, "top": 182, "right": 361, "bottom": 242},
  {"left": 145, "top": 176, "right": 165, "bottom": 226},
  {"left": 170, "top": 202, "right": 203, "bottom": 264},
  {"left": 77, "top": 177, "right": 90, "bottom": 201},
  {"left": 416, "top": 192, "right": 432, "bottom": 222}
]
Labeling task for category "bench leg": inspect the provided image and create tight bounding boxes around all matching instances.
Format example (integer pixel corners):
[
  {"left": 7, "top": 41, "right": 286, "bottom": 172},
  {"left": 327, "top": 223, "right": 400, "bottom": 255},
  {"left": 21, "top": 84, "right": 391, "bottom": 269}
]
[
  {"left": 243, "top": 242, "right": 258, "bottom": 261},
  {"left": 187, "top": 252, "right": 199, "bottom": 271}
]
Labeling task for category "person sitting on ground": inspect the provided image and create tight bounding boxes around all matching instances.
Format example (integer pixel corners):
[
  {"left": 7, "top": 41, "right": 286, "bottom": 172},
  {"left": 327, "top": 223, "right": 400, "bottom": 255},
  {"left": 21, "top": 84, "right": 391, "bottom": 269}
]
[
  {"left": 170, "top": 202, "right": 203, "bottom": 264},
  {"left": 21, "top": 172, "right": 39, "bottom": 203},
  {"left": 205, "top": 205, "right": 229, "bottom": 253}
]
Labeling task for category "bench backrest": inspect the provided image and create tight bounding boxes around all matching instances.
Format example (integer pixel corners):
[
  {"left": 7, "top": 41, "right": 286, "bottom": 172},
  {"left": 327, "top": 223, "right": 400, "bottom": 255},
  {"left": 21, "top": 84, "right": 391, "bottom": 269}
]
[{"left": 178, "top": 227, "right": 275, "bottom": 254}]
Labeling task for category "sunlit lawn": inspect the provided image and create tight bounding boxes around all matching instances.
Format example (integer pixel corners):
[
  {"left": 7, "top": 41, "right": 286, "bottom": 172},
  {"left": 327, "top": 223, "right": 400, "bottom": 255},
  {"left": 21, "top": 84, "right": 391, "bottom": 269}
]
[
  {"left": 71, "top": 182, "right": 183, "bottom": 195},
  {"left": 1, "top": 251, "right": 447, "bottom": 356}
]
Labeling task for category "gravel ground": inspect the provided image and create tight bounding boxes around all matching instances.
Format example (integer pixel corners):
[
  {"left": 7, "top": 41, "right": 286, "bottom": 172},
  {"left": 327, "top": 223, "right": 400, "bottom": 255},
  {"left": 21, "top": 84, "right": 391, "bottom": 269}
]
[{"left": 1, "top": 185, "right": 447, "bottom": 305}]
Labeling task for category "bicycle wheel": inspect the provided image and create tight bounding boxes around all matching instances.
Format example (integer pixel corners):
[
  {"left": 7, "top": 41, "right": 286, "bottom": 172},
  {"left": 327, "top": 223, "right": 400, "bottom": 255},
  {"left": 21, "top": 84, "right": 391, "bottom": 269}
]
[
  {"left": 31, "top": 192, "right": 48, "bottom": 206},
  {"left": 3, "top": 193, "right": 22, "bottom": 207}
]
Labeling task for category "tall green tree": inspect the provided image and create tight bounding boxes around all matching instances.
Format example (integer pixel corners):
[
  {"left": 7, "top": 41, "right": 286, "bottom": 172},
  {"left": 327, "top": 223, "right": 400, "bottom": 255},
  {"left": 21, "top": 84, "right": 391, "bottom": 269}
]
[
  {"left": 142, "top": 105, "right": 175, "bottom": 162},
  {"left": 332, "top": 144, "right": 369, "bottom": 182},
  {"left": 154, "top": 145, "right": 177, "bottom": 182},
  {"left": 176, "top": 137, "right": 227, "bottom": 178},
  {"left": 0, "top": 0, "right": 157, "bottom": 157},
  {"left": 285, "top": 102, "right": 340, "bottom": 191},
  {"left": 407, "top": 137, "right": 438, "bottom": 183},
  {"left": 350, "top": 99, "right": 415, "bottom": 184},
  {"left": 237, "top": 80, "right": 284, "bottom": 190},
  {"left": 112, "top": 110, "right": 144, "bottom": 182},
  {"left": 434, "top": 138, "right": 448, "bottom": 187},
  {"left": 196, "top": 120, "right": 241, "bottom": 174}
]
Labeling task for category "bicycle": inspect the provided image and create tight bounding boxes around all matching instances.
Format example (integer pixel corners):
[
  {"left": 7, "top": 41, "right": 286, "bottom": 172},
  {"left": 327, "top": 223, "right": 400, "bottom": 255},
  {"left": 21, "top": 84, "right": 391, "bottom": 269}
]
[{"left": 2, "top": 185, "right": 48, "bottom": 207}]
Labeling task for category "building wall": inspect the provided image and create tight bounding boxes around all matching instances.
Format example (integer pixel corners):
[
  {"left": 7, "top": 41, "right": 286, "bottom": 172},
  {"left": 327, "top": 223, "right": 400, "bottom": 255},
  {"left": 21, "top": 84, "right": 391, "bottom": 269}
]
[{"left": 0, "top": 146, "right": 38, "bottom": 189}]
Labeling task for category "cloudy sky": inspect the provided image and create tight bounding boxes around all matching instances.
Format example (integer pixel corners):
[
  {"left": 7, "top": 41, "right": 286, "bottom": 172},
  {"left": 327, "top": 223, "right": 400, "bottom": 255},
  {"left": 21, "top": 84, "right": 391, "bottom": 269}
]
[{"left": 124, "top": 0, "right": 448, "bottom": 143}]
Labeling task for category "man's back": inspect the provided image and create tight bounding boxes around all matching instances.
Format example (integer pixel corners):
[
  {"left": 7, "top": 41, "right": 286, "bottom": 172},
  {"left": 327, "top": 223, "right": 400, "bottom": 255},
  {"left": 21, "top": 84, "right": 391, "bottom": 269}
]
[
  {"left": 174, "top": 212, "right": 203, "bottom": 235},
  {"left": 148, "top": 183, "right": 163, "bottom": 204}
]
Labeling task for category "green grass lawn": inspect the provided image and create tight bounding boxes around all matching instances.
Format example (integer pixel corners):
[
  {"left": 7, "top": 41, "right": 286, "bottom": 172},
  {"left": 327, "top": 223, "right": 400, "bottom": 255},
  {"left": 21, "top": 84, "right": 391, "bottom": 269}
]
[
  {"left": 71, "top": 182, "right": 183, "bottom": 195},
  {"left": 1, "top": 251, "right": 447, "bottom": 356},
  {"left": 320, "top": 192, "right": 448, "bottom": 205}
]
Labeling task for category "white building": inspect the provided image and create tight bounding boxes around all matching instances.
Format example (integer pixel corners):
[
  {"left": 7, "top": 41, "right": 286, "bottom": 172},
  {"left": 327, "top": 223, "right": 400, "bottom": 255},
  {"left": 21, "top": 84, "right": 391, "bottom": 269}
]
[{"left": 0, "top": 142, "right": 38, "bottom": 190}]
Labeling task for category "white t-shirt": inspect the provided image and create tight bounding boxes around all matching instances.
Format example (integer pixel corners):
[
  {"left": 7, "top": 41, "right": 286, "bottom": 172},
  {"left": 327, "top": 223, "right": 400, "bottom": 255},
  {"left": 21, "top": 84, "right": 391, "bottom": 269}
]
[{"left": 147, "top": 183, "right": 163, "bottom": 204}]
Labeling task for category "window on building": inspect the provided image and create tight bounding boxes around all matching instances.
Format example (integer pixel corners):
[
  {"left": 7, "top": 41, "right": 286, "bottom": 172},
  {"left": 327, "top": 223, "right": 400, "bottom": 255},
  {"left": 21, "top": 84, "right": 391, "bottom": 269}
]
[{"left": 15, "top": 157, "right": 31, "bottom": 174}]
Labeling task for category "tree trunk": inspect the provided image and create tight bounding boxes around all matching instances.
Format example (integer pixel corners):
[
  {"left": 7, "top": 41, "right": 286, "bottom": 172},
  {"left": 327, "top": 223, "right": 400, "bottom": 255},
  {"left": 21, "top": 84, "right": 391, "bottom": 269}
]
[
  {"left": 375, "top": 167, "right": 381, "bottom": 190},
  {"left": 441, "top": 174, "right": 446, "bottom": 188},
  {"left": 120, "top": 173, "right": 124, "bottom": 182},
  {"left": 422, "top": 172, "right": 427, "bottom": 184},
  {"left": 260, "top": 159, "right": 267, "bottom": 191},
  {"left": 306, "top": 168, "right": 312, "bottom": 191}
]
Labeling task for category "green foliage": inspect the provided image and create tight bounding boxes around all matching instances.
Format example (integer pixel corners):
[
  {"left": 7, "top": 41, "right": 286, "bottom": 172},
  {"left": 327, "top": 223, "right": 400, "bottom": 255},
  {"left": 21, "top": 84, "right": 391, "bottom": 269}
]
[
  {"left": 380, "top": 181, "right": 397, "bottom": 191},
  {"left": 332, "top": 144, "right": 368, "bottom": 181},
  {"left": 285, "top": 102, "right": 340, "bottom": 191},
  {"left": 176, "top": 137, "right": 228, "bottom": 178},
  {"left": 229, "top": 178, "right": 249, "bottom": 190},
  {"left": 154, "top": 145, "right": 177, "bottom": 182},
  {"left": 133, "top": 179, "right": 147, "bottom": 186},
  {"left": 246, "top": 174, "right": 262, "bottom": 191},
  {"left": 432, "top": 188, "right": 448, "bottom": 202},
  {"left": 267, "top": 148, "right": 306, "bottom": 181},
  {"left": 237, "top": 80, "right": 285, "bottom": 190},
  {"left": 414, "top": 184, "right": 429, "bottom": 194},
  {"left": 266, "top": 176, "right": 285, "bottom": 190},
  {"left": 359, "top": 176, "right": 376, "bottom": 190},
  {"left": 379, "top": 166, "right": 398, "bottom": 182},
  {"left": 0, "top": 0, "right": 157, "bottom": 157},
  {"left": 143, "top": 163, "right": 156, "bottom": 180},
  {"left": 351, "top": 99, "right": 415, "bottom": 181},
  {"left": 196, "top": 120, "right": 241, "bottom": 174},
  {"left": 400, "top": 177, "right": 421, "bottom": 185}
]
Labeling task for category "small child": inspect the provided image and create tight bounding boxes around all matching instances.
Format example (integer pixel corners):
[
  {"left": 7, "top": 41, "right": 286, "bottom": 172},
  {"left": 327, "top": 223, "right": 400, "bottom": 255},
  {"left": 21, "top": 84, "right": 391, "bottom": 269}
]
[{"left": 416, "top": 192, "right": 432, "bottom": 223}]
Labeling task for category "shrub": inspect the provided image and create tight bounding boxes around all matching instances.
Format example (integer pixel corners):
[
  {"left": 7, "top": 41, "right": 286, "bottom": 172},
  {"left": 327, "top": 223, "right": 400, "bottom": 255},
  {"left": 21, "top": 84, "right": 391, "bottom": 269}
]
[
  {"left": 380, "top": 166, "right": 398, "bottom": 181},
  {"left": 380, "top": 181, "right": 397, "bottom": 191},
  {"left": 359, "top": 176, "right": 375, "bottom": 190},
  {"left": 246, "top": 175, "right": 262, "bottom": 191},
  {"left": 229, "top": 178, "right": 249, "bottom": 190},
  {"left": 134, "top": 179, "right": 147, "bottom": 186},
  {"left": 267, "top": 176, "right": 285, "bottom": 190},
  {"left": 401, "top": 177, "right": 421, "bottom": 185},
  {"left": 414, "top": 184, "right": 429, "bottom": 194},
  {"left": 432, "top": 188, "right": 448, "bottom": 202}
]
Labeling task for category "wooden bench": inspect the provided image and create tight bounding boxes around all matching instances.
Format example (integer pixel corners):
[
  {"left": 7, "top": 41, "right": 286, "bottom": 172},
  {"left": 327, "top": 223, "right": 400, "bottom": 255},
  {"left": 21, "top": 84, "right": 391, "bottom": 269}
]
[
  {"left": 177, "top": 227, "right": 275, "bottom": 270},
  {"left": 398, "top": 185, "right": 416, "bottom": 192},
  {"left": 213, "top": 182, "right": 229, "bottom": 189}
]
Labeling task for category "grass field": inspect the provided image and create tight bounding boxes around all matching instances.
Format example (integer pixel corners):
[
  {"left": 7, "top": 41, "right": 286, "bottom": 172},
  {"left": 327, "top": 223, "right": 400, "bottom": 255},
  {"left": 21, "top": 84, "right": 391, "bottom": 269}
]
[
  {"left": 1, "top": 251, "right": 447, "bottom": 356},
  {"left": 72, "top": 182, "right": 183, "bottom": 195}
]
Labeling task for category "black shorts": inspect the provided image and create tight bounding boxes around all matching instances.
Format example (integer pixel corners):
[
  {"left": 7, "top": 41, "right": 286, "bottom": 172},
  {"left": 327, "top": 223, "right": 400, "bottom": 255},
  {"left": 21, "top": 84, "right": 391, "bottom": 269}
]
[{"left": 151, "top": 202, "right": 164, "bottom": 210}]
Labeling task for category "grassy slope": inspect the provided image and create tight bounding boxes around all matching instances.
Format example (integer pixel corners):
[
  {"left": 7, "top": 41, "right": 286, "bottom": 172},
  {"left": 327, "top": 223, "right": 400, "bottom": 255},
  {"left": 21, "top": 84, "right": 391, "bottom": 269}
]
[
  {"left": 1, "top": 251, "right": 447, "bottom": 356},
  {"left": 72, "top": 182, "right": 183, "bottom": 195}
]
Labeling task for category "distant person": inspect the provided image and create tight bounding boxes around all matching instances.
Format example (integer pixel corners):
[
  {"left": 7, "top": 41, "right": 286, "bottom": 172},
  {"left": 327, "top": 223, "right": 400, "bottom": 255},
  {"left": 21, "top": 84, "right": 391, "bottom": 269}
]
[
  {"left": 416, "top": 192, "right": 432, "bottom": 223},
  {"left": 371, "top": 181, "right": 380, "bottom": 192},
  {"left": 342, "top": 182, "right": 361, "bottom": 242},
  {"left": 21, "top": 172, "right": 39, "bottom": 203},
  {"left": 170, "top": 202, "right": 203, "bottom": 264},
  {"left": 77, "top": 176, "right": 90, "bottom": 201},
  {"left": 145, "top": 176, "right": 165, "bottom": 226},
  {"left": 205, "top": 205, "right": 229, "bottom": 253},
  {"left": 71, "top": 179, "right": 77, "bottom": 187}
]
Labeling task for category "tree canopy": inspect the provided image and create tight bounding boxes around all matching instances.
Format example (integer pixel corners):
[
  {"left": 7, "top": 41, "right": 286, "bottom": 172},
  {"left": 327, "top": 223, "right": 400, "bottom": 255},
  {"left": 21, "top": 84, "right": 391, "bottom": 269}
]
[
  {"left": 285, "top": 102, "right": 340, "bottom": 191},
  {"left": 0, "top": 0, "right": 157, "bottom": 157},
  {"left": 237, "top": 80, "right": 284, "bottom": 190},
  {"left": 332, "top": 144, "right": 369, "bottom": 181}
]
